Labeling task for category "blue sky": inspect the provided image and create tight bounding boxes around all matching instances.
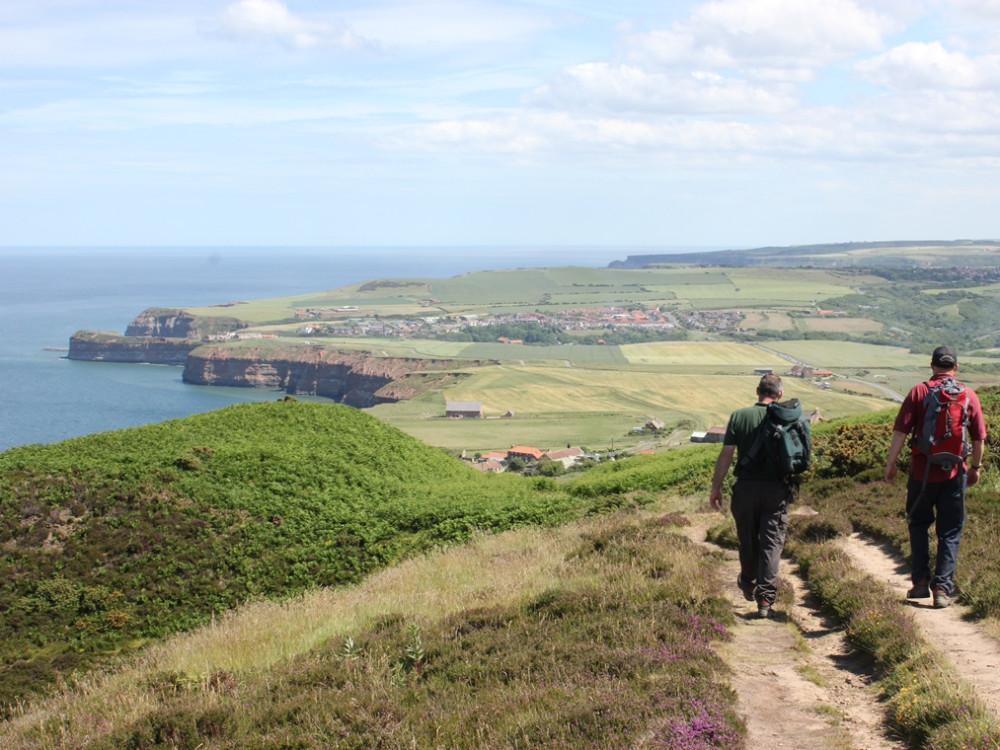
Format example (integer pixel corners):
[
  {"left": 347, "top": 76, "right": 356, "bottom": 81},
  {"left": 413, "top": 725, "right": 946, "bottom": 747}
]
[{"left": 2, "top": 0, "right": 999, "bottom": 248}]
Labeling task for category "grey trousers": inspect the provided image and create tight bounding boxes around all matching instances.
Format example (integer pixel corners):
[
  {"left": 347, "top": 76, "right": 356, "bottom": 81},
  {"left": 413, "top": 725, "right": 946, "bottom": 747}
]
[{"left": 731, "top": 478, "right": 792, "bottom": 605}]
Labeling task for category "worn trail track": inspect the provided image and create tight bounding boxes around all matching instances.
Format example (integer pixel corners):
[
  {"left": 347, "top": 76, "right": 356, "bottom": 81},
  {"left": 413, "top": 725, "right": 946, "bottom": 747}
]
[{"left": 689, "top": 509, "right": 1000, "bottom": 750}]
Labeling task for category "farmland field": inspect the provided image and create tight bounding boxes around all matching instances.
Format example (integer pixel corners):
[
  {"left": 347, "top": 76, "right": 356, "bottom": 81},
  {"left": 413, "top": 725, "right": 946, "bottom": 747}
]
[
  {"left": 620, "top": 341, "right": 787, "bottom": 367},
  {"left": 143, "top": 254, "right": 1000, "bottom": 454},
  {"left": 776, "top": 341, "right": 953, "bottom": 368},
  {"left": 371, "top": 361, "right": 895, "bottom": 453},
  {"left": 799, "top": 316, "right": 882, "bottom": 333},
  {"left": 740, "top": 311, "right": 796, "bottom": 330},
  {"left": 183, "top": 265, "right": 881, "bottom": 323}
]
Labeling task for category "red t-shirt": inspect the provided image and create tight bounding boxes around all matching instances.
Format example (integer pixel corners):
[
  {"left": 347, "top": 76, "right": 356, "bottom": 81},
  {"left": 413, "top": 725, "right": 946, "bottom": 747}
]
[{"left": 893, "top": 373, "right": 987, "bottom": 482}]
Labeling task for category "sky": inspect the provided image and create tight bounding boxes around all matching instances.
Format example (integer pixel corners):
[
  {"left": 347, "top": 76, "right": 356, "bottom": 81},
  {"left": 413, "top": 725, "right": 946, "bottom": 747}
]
[{"left": 1, "top": 0, "right": 999, "bottom": 249}]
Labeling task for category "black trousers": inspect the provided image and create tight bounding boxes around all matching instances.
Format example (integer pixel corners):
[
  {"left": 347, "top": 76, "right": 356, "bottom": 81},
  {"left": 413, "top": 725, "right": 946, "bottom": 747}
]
[{"left": 731, "top": 478, "right": 792, "bottom": 605}]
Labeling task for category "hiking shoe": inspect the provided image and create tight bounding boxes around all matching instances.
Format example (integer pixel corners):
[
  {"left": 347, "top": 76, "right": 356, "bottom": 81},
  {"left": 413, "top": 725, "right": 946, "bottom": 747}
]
[
  {"left": 756, "top": 600, "right": 771, "bottom": 619},
  {"left": 933, "top": 588, "right": 954, "bottom": 609},
  {"left": 907, "top": 581, "right": 930, "bottom": 599},
  {"left": 737, "top": 575, "right": 756, "bottom": 602}
]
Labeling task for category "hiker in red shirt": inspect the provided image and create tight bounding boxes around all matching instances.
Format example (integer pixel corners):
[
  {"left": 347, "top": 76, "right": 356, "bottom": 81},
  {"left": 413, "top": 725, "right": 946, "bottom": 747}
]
[{"left": 885, "top": 345, "right": 986, "bottom": 609}]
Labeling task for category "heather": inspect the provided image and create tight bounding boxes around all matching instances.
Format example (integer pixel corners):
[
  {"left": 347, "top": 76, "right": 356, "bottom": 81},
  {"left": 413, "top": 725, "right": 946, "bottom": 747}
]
[
  {"left": 2, "top": 513, "right": 743, "bottom": 750},
  {"left": 0, "top": 400, "right": 639, "bottom": 710},
  {"left": 780, "top": 384, "right": 1000, "bottom": 748},
  {"left": 4, "top": 385, "right": 1000, "bottom": 748}
]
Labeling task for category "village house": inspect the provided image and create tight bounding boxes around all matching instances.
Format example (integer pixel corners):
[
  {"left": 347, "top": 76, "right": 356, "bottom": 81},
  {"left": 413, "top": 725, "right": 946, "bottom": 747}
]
[
  {"left": 507, "top": 445, "right": 545, "bottom": 461},
  {"left": 543, "top": 446, "right": 585, "bottom": 468},
  {"left": 470, "top": 458, "right": 505, "bottom": 473}
]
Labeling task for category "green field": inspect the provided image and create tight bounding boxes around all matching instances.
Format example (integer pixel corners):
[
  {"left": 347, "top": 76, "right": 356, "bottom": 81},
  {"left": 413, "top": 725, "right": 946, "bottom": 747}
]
[
  {"left": 184, "top": 265, "right": 880, "bottom": 323},
  {"left": 371, "top": 359, "right": 895, "bottom": 453},
  {"left": 126, "top": 252, "right": 1000, "bottom": 454}
]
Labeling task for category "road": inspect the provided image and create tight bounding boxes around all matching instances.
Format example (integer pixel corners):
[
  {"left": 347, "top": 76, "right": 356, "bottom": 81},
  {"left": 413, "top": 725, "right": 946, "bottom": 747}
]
[{"left": 753, "top": 343, "right": 904, "bottom": 402}]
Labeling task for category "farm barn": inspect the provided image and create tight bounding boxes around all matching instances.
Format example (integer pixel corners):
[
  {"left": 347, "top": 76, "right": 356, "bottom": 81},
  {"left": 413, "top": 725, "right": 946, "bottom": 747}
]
[{"left": 445, "top": 401, "right": 483, "bottom": 418}]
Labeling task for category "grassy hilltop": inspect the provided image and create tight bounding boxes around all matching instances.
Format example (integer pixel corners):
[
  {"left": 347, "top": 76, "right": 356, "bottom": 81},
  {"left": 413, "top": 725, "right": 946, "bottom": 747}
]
[{"left": 0, "top": 400, "right": 634, "bottom": 701}]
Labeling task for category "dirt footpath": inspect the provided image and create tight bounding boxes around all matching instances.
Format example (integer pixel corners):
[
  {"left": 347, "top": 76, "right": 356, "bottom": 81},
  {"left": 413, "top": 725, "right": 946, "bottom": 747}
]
[
  {"left": 688, "top": 508, "right": 1000, "bottom": 750},
  {"left": 837, "top": 531, "right": 1000, "bottom": 718}
]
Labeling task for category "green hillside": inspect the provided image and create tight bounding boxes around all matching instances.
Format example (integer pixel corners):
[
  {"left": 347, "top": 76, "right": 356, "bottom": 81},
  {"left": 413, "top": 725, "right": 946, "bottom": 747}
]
[
  {"left": 4, "top": 388, "right": 1000, "bottom": 747},
  {"left": 0, "top": 399, "right": 634, "bottom": 709}
]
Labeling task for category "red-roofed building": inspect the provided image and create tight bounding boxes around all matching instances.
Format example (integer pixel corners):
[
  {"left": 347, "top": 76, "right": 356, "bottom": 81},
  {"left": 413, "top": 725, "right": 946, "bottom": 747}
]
[{"left": 508, "top": 446, "right": 544, "bottom": 461}]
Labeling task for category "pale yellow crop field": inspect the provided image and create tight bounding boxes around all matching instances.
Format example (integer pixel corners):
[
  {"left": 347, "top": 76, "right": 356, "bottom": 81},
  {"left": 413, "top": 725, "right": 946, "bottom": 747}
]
[
  {"left": 620, "top": 342, "right": 788, "bottom": 367},
  {"left": 375, "top": 367, "right": 893, "bottom": 452},
  {"left": 432, "top": 363, "right": 890, "bottom": 429}
]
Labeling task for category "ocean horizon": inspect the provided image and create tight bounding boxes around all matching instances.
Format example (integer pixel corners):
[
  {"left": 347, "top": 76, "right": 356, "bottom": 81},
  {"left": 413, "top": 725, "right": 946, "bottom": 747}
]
[{"left": 0, "top": 245, "right": 720, "bottom": 452}]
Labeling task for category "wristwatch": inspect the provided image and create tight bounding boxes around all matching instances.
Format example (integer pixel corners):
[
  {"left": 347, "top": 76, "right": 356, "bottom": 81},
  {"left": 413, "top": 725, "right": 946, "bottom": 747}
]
[{"left": 971, "top": 464, "right": 983, "bottom": 470}]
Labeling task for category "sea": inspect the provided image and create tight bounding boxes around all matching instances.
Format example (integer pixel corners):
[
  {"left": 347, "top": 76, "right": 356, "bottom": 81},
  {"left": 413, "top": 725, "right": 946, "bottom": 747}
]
[{"left": 0, "top": 246, "right": 642, "bottom": 453}]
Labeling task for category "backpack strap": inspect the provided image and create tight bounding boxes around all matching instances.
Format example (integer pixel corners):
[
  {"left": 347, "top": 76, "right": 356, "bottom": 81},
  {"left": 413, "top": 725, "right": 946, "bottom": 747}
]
[{"left": 738, "top": 424, "right": 766, "bottom": 470}]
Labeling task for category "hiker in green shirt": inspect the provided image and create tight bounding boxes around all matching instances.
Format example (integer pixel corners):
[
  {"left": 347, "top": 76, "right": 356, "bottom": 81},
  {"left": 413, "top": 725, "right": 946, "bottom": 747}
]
[{"left": 710, "top": 373, "right": 796, "bottom": 619}]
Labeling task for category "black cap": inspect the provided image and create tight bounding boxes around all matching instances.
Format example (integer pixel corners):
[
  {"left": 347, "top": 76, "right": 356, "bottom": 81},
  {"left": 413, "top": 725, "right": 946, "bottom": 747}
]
[{"left": 932, "top": 345, "right": 957, "bottom": 368}]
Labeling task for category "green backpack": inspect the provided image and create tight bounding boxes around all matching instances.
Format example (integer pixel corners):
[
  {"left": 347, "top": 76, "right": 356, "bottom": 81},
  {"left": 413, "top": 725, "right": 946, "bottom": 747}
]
[{"left": 740, "top": 398, "right": 812, "bottom": 477}]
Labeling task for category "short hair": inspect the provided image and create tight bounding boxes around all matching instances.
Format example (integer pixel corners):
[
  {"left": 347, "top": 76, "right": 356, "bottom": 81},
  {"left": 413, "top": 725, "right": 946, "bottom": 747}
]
[{"left": 756, "top": 373, "right": 782, "bottom": 399}]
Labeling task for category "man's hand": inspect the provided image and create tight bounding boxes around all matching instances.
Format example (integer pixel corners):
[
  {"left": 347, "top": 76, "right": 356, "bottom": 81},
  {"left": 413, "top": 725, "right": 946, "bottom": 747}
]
[
  {"left": 710, "top": 445, "right": 735, "bottom": 512},
  {"left": 885, "top": 430, "right": 907, "bottom": 485},
  {"left": 709, "top": 487, "right": 724, "bottom": 512}
]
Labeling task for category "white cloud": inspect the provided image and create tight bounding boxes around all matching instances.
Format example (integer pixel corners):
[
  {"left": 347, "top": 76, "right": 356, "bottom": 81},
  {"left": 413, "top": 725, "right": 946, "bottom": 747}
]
[
  {"left": 0, "top": 14, "right": 209, "bottom": 68},
  {"left": 527, "top": 63, "right": 798, "bottom": 115},
  {"left": 856, "top": 42, "right": 1000, "bottom": 89},
  {"left": 522, "top": 0, "right": 900, "bottom": 123},
  {"left": 217, "top": 0, "right": 373, "bottom": 51},
  {"left": 387, "top": 111, "right": 819, "bottom": 163},
  {"left": 620, "top": 0, "right": 894, "bottom": 79}
]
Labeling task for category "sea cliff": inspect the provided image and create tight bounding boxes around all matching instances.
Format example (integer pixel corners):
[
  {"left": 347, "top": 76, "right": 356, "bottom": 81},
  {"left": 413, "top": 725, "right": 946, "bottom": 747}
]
[
  {"left": 69, "top": 308, "right": 489, "bottom": 407},
  {"left": 183, "top": 346, "right": 481, "bottom": 407},
  {"left": 68, "top": 331, "right": 201, "bottom": 365}
]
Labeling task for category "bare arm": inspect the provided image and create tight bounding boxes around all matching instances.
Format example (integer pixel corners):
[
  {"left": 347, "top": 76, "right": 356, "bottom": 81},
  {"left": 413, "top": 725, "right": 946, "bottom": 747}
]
[
  {"left": 968, "top": 439, "right": 985, "bottom": 486},
  {"left": 709, "top": 444, "right": 736, "bottom": 511},
  {"left": 885, "top": 430, "right": 908, "bottom": 483}
]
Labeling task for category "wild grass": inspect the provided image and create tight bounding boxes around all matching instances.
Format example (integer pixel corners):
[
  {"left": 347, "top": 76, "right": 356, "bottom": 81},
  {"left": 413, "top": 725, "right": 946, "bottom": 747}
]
[
  {"left": 1, "top": 508, "right": 741, "bottom": 750},
  {"left": 4, "top": 381, "right": 1000, "bottom": 748},
  {"left": 0, "top": 400, "right": 631, "bottom": 708}
]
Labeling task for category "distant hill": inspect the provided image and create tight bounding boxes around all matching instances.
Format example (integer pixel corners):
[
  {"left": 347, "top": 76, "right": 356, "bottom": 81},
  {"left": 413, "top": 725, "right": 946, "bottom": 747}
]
[{"left": 608, "top": 239, "right": 1000, "bottom": 269}]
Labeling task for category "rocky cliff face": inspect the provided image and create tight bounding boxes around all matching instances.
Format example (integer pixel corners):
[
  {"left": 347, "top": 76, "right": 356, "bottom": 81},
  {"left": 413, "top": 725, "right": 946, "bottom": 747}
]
[
  {"left": 68, "top": 332, "right": 201, "bottom": 365},
  {"left": 125, "top": 308, "right": 245, "bottom": 338},
  {"left": 184, "top": 346, "right": 487, "bottom": 407}
]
